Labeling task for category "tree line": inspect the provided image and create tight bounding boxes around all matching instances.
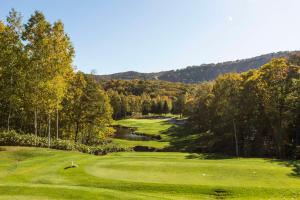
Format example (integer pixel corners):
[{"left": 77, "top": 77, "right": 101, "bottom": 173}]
[
  {"left": 100, "top": 79, "right": 190, "bottom": 119},
  {"left": 185, "top": 54, "right": 300, "bottom": 158},
  {"left": 0, "top": 9, "right": 113, "bottom": 145}
]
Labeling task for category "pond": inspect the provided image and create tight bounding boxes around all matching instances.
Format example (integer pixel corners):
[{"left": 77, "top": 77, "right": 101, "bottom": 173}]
[{"left": 113, "top": 126, "right": 153, "bottom": 141}]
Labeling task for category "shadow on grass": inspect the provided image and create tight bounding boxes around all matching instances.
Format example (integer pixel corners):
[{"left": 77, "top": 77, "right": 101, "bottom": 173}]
[
  {"left": 185, "top": 153, "right": 234, "bottom": 160},
  {"left": 270, "top": 159, "right": 300, "bottom": 178},
  {"left": 162, "top": 123, "right": 203, "bottom": 152},
  {"left": 161, "top": 122, "right": 237, "bottom": 159},
  {"left": 64, "top": 165, "right": 77, "bottom": 170}
]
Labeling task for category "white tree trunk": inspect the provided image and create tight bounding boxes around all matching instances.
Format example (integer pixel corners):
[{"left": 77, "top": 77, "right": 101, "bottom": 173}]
[
  {"left": 48, "top": 114, "right": 51, "bottom": 148},
  {"left": 7, "top": 112, "right": 11, "bottom": 131},
  {"left": 34, "top": 108, "right": 38, "bottom": 146},
  {"left": 56, "top": 107, "right": 59, "bottom": 140},
  {"left": 8, "top": 75, "right": 12, "bottom": 131},
  {"left": 233, "top": 119, "right": 239, "bottom": 157}
]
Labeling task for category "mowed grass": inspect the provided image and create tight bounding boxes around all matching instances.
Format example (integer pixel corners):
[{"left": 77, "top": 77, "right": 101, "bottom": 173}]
[
  {"left": 0, "top": 146, "right": 300, "bottom": 199},
  {"left": 114, "top": 118, "right": 174, "bottom": 136}
]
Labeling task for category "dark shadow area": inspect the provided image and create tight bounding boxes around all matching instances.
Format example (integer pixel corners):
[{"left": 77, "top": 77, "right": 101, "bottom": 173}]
[
  {"left": 64, "top": 165, "right": 77, "bottom": 170},
  {"left": 162, "top": 122, "right": 237, "bottom": 159},
  {"left": 270, "top": 159, "right": 300, "bottom": 178},
  {"left": 212, "top": 188, "right": 232, "bottom": 199},
  {"left": 165, "top": 118, "right": 187, "bottom": 126},
  {"left": 133, "top": 146, "right": 160, "bottom": 152},
  {"left": 185, "top": 153, "right": 234, "bottom": 160},
  {"left": 162, "top": 124, "right": 203, "bottom": 152}
]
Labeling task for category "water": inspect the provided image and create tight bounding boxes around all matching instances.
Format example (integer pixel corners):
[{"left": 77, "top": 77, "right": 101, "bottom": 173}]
[{"left": 113, "top": 126, "right": 152, "bottom": 141}]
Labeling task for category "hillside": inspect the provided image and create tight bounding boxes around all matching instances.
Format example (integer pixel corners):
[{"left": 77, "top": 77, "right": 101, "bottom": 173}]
[{"left": 97, "top": 51, "right": 293, "bottom": 83}]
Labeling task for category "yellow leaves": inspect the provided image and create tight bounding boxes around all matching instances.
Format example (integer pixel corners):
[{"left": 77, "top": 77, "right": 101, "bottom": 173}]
[
  {"left": 0, "top": 21, "right": 5, "bottom": 33},
  {"left": 245, "top": 70, "right": 261, "bottom": 82}
]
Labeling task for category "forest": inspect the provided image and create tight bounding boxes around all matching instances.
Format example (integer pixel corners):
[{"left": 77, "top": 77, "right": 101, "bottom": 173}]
[{"left": 0, "top": 9, "right": 300, "bottom": 159}]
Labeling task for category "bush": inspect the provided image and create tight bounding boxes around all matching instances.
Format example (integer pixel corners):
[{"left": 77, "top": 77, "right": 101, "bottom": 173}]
[{"left": 0, "top": 130, "right": 132, "bottom": 155}]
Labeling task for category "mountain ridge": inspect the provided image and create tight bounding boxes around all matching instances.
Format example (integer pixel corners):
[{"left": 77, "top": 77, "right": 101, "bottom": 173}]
[{"left": 95, "top": 51, "right": 296, "bottom": 83}]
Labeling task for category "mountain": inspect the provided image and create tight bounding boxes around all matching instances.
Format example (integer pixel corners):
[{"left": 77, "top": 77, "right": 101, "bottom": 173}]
[{"left": 95, "top": 51, "right": 294, "bottom": 83}]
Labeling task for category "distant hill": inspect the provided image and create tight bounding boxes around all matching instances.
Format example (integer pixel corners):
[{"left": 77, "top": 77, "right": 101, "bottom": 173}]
[{"left": 96, "top": 51, "right": 294, "bottom": 83}]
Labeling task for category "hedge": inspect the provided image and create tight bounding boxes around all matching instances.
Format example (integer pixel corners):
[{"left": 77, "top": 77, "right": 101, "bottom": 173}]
[{"left": 0, "top": 130, "right": 131, "bottom": 155}]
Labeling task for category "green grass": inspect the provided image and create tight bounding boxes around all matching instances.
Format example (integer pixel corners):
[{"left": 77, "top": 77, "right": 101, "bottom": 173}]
[{"left": 0, "top": 146, "right": 300, "bottom": 199}]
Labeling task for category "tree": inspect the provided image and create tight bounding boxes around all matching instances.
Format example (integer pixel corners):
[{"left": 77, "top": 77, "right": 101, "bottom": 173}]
[
  {"left": 209, "top": 73, "right": 242, "bottom": 155},
  {"left": 0, "top": 9, "right": 24, "bottom": 131},
  {"left": 50, "top": 20, "right": 74, "bottom": 139},
  {"left": 22, "top": 11, "right": 52, "bottom": 142},
  {"left": 172, "top": 93, "right": 187, "bottom": 117},
  {"left": 61, "top": 72, "right": 86, "bottom": 142},
  {"left": 142, "top": 99, "right": 151, "bottom": 115}
]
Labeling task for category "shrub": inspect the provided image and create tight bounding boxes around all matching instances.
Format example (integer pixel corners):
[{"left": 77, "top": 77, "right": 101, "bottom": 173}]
[{"left": 0, "top": 130, "right": 132, "bottom": 155}]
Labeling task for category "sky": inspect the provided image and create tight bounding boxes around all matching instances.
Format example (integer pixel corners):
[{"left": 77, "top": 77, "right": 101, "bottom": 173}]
[{"left": 1, "top": 0, "right": 300, "bottom": 74}]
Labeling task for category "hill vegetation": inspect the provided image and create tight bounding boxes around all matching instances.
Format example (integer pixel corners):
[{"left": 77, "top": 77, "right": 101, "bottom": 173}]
[{"left": 97, "top": 51, "right": 292, "bottom": 83}]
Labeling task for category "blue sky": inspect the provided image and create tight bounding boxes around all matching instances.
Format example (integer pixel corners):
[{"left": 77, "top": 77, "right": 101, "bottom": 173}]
[{"left": 1, "top": 0, "right": 300, "bottom": 74}]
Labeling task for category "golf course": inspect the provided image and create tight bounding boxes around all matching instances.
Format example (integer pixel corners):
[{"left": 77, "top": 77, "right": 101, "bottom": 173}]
[
  {"left": 0, "top": 146, "right": 300, "bottom": 200},
  {"left": 1, "top": 3, "right": 300, "bottom": 199},
  {"left": 1, "top": 118, "right": 300, "bottom": 200}
]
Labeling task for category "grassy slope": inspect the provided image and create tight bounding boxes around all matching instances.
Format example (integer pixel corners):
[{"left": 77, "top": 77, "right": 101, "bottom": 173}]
[
  {"left": 113, "top": 118, "right": 174, "bottom": 149},
  {"left": 114, "top": 118, "right": 174, "bottom": 136},
  {"left": 0, "top": 146, "right": 300, "bottom": 199}
]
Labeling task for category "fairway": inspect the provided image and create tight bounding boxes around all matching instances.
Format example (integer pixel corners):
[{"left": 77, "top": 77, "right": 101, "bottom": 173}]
[
  {"left": 0, "top": 147, "right": 299, "bottom": 199},
  {"left": 113, "top": 118, "right": 176, "bottom": 149},
  {"left": 114, "top": 118, "right": 175, "bottom": 136}
]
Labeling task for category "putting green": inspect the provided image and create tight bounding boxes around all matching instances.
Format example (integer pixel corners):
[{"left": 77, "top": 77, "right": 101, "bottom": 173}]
[{"left": 0, "top": 147, "right": 299, "bottom": 199}]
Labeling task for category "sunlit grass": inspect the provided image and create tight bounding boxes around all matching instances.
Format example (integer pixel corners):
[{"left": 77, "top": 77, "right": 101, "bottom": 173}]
[{"left": 114, "top": 118, "right": 174, "bottom": 136}]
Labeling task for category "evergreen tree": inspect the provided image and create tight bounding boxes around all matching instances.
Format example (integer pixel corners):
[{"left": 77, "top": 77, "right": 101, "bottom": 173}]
[{"left": 162, "top": 100, "right": 169, "bottom": 114}]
